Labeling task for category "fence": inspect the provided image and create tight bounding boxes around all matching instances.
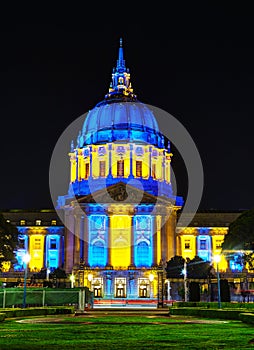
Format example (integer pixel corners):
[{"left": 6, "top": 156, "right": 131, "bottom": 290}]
[{"left": 0, "top": 288, "right": 93, "bottom": 309}]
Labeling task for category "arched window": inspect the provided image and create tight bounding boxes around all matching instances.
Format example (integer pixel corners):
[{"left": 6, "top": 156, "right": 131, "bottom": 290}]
[
  {"left": 91, "top": 241, "right": 105, "bottom": 267},
  {"left": 136, "top": 241, "right": 149, "bottom": 267}
]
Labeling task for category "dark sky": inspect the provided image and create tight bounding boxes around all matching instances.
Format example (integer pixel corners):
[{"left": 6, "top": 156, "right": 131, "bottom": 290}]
[{"left": 0, "top": 6, "right": 253, "bottom": 211}]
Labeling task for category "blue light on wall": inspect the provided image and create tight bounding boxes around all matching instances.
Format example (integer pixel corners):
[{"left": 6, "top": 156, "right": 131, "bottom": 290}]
[
  {"left": 134, "top": 215, "right": 153, "bottom": 267},
  {"left": 230, "top": 254, "right": 244, "bottom": 272},
  {"left": 197, "top": 234, "right": 211, "bottom": 262},
  {"left": 14, "top": 234, "right": 28, "bottom": 271},
  {"left": 88, "top": 215, "right": 108, "bottom": 267},
  {"left": 46, "top": 235, "right": 60, "bottom": 270}
]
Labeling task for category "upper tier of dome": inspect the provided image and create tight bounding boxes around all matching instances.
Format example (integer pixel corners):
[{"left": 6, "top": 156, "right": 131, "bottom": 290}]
[
  {"left": 81, "top": 101, "right": 165, "bottom": 148},
  {"left": 78, "top": 39, "right": 166, "bottom": 149}
]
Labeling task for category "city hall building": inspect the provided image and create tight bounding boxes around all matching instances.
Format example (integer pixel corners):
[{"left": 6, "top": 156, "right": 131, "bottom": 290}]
[{"left": 1, "top": 40, "right": 245, "bottom": 300}]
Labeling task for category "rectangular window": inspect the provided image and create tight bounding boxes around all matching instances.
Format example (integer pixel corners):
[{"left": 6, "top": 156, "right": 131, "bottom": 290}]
[
  {"left": 184, "top": 240, "right": 190, "bottom": 250},
  {"left": 19, "top": 238, "right": 25, "bottom": 249},
  {"left": 50, "top": 239, "right": 57, "bottom": 249},
  {"left": 152, "top": 163, "right": 156, "bottom": 179},
  {"left": 34, "top": 238, "right": 41, "bottom": 250},
  {"left": 85, "top": 163, "right": 90, "bottom": 179},
  {"left": 20, "top": 220, "right": 26, "bottom": 226},
  {"left": 99, "top": 160, "right": 106, "bottom": 177},
  {"left": 215, "top": 240, "right": 222, "bottom": 249},
  {"left": 200, "top": 239, "right": 207, "bottom": 250},
  {"left": 51, "top": 220, "right": 57, "bottom": 226},
  {"left": 117, "top": 160, "right": 124, "bottom": 176},
  {"left": 136, "top": 160, "right": 142, "bottom": 177},
  {"left": 36, "top": 220, "right": 41, "bottom": 226}
]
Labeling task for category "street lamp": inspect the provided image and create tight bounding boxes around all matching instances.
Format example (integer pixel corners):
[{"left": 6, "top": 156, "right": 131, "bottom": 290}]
[
  {"left": 22, "top": 253, "right": 31, "bottom": 308},
  {"left": 182, "top": 261, "right": 188, "bottom": 302},
  {"left": 214, "top": 254, "right": 222, "bottom": 309},
  {"left": 149, "top": 273, "right": 154, "bottom": 298},
  {"left": 70, "top": 273, "right": 75, "bottom": 288}
]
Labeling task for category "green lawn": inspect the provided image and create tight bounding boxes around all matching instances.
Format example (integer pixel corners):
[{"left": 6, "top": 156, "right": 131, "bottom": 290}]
[{"left": 0, "top": 314, "right": 254, "bottom": 349}]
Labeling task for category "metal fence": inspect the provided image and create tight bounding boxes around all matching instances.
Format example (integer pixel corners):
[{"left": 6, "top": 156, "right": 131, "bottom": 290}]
[{"left": 0, "top": 288, "right": 93, "bottom": 309}]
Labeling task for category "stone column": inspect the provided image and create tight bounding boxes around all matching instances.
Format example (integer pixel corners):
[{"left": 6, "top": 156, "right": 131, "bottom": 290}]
[
  {"left": 161, "top": 218, "right": 167, "bottom": 263},
  {"left": 108, "top": 143, "right": 112, "bottom": 178},
  {"left": 64, "top": 212, "right": 75, "bottom": 273},
  {"left": 74, "top": 215, "right": 81, "bottom": 266},
  {"left": 130, "top": 215, "right": 135, "bottom": 266},
  {"left": 107, "top": 214, "right": 112, "bottom": 266},
  {"left": 152, "top": 216, "right": 157, "bottom": 266},
  {"left": 83, "top": 215, "right": 89, "bottom": 265},
  {"left": 129, "top": 144, "right": 134, "bottom": 178},
  {"left": 166, "top": 208, "right": 177, "bottom": 260}
]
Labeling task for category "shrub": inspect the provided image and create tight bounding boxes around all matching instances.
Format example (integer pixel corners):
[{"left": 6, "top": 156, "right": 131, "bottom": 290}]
[
  {"left": 0, "top": 313, "right": 5, "bottom": 322},
  {"left": 239, "top": 313, "right": 254, "bottom": 324}
]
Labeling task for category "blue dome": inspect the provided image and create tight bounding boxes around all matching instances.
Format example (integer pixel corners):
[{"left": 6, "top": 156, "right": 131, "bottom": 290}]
[{"left": 81, "top": 101, "right": 165, "bottom": 148}]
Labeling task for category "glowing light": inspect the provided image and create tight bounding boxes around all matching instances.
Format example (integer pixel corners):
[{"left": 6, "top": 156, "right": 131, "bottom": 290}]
[
  {"left": 88, "top": 273, "right": 93, "bottom": 282},
  {"left": 149, "top": 273, "right": 154, "bottom": 282},
  {"left": 213, "top": 254, "right": 221, "bottom": 264},
  {"left": 22, "top": 253, "right": 31, "bottom": 265}
]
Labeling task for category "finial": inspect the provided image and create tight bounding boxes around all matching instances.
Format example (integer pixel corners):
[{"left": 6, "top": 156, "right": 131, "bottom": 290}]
[{"left": 120, "top": 38, "right": 123, "bottom": 47}]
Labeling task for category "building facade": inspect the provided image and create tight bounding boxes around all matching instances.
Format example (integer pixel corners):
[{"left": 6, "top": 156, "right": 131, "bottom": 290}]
[{"left": 1, "top": 40, "right": 246, "bottom": 300}]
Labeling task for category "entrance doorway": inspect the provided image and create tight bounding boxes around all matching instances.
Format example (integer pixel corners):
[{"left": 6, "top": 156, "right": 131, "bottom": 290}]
[
  {"left": 114, "top": 278, "right": 126, "bottom": 298},
  {"left": 138, "top": 278, "right": 150, "bottom": 298}
]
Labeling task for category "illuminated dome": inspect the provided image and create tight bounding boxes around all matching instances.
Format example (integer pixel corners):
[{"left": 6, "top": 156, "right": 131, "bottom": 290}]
[
  {"left": 81, "top": 101, "right": 165, "bottom": 148},
  {"left": 78, "top": 38, "right": 165, "bottom": 149}
]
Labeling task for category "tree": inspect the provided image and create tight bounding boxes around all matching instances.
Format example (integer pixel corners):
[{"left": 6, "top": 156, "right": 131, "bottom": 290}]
[
  {"left": 222, "top": 208, "right": 254, "bottom": 269},
  {"left": 222, "top": 209, "right": 254, "bottom": 251},
  {"left": 165, "top": 255, "right": 185, "bottom": 279},
  {"left": 0, "top": 213, "right": 19, "bottom": 270},
  {"left": 187, "top": 256, "right": 213, "bottom": 279}
]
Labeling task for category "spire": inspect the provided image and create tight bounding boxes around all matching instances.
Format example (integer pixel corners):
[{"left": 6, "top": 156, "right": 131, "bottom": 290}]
[
  {"left": 104, "top": 38, "right": 137, "bottom": 102},
  {"left": 116, "top": 38, "right": 125, "bottom": 72}
]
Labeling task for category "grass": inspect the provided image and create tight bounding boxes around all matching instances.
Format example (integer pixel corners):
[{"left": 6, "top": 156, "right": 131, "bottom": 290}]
[{"left": 0, "top": 314, "right": 254, "bottom": 349}]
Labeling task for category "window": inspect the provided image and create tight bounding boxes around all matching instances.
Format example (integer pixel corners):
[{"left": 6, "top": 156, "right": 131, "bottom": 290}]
[
  {"left": 19, "top": 237, "right": 25, "bottom": 249},
  {"left": 184, "top": 241, "right": 190, "bottom": 250},
  {"left": 215, "top": 240, "right": 222, "bottom": 249},
  {"left": 50, "top": 239, "right": 57, "bottom": 249},
  {"left": 34, "top": 238, "right": 41, "bottom": 250},
  {"left": 85, "top": 163, "right": 89, "bottom": 179},
  {"left": 92, "top": 241, "right": 105, "bottom": 267},
  {"left": 136, "top": 160, "right": 142, "bottom": 177},
  {"left": 117, "top": 160, "right": 124, "bottom": 176},
  {"left": 152, "top": 163, "right": 156, "bottom": 179},
  {"left": 200, "top": 239, "right": 207, "bottom": 250},
  {"left": 136, "top": 241, "right": 149, "bottom": 267},
  {"left": 20, "top": 220, "right": 26, "bottom": 226},
  {"left": 51, "top": 220, "right": 57, "bottom": 226},
  {"left": 36, "top": 220, "right": 41, "bottom": 226},
  {"left": 99, "top": 160, "right": 106, "bottom": 177}
]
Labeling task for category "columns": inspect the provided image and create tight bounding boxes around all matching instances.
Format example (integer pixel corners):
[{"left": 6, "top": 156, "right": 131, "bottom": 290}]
[
  {"left": 64, "top": 212, "right": 75, "bottom": 273},
  {"left": 129, "top": 144, "right": 133, "bottom": 178},
  {"left": 108, "top": 143, "right": 112, "bottom": 177},
  {"left": 107, "top": 215, "right": 112, "bottom": 266},
  {"left": 166, "top": 209, "right": 177, "bottom": 259},
  {"left": 152, "top": 216, "right": 157, "bottom": 266},
  {"left": 130, "top": 215, "right": 135, "bottom": 266},
  {"left": 74, "top": 215, "right": 80, "bottom": 266},
  {"left": 149, "top": 146, "right": 152, "bottom": 178},
  {"left": 83, "top": 215, "right": 89, "bottom": 265},
  {"left": 161, "top": 220, "right": 167, "bottom": 263}
]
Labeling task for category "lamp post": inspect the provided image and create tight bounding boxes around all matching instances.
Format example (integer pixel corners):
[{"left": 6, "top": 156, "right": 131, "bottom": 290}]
[
  {"left": 22, "top": 253, "right": 31, "bottom": 308},
  {"left": 149, "top": 273, "right": 154, "bottom": 298},
  {"left": 70, "top": 273, "right": 75, "bottom": 288},
  {"left": 214, "top": 254, "right": 221, "bottom": 309},
  {"left": 182, "top": 261, "right": 188, "bottom": 302}
]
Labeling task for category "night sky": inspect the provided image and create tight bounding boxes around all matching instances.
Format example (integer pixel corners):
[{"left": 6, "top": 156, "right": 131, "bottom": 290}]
[{"left": 0, "top": 6, "right": 253, "bottom": 211}]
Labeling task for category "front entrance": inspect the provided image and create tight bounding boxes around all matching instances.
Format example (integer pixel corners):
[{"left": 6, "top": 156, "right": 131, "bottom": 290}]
[
  {"left": 114, "top": 278, "right": 126, "bottom": 298},
  {"left": 138, "top": 278, "right": 150, "bottom": 298},
  {"left": 92, "top": 278, "right": 103, "bottom": 298}
]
